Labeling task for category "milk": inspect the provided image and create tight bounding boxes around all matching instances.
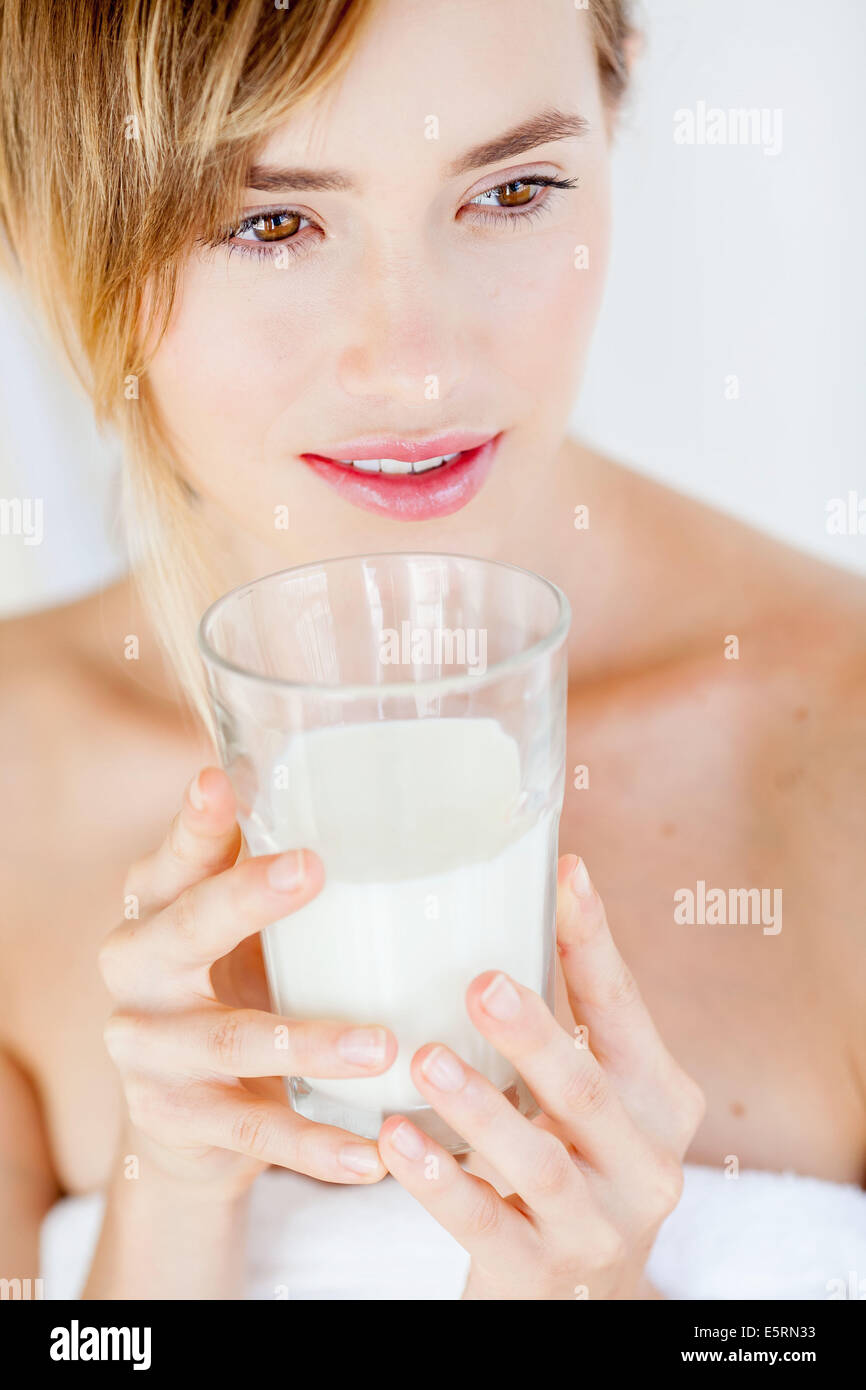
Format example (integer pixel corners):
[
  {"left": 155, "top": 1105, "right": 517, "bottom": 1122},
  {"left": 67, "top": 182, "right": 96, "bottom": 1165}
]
[{"left": 251, "top": 718, "right": 557, "bottom": 1120}]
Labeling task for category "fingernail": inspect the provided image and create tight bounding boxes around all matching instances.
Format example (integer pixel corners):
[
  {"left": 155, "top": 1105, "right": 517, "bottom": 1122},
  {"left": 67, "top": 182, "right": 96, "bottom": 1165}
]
[
  {"left": 421, "top": 1045, "right": 465, "bottom": 1092},
  {"left": 572, "top": 857, "right": 594, "bottom": 900},
  {"left": 188, "top": 772, "right": 206, "bottom": 811},
  {"left": 390, "top": 1121, "right": 426, "bottom": 1160},
  {"left": 339, "top": 1144, "right": 381, "bottom": 1175},
  {"left": 338, "top": 1026, "right": 387, "bottom": 1067},
  {"left": 480, "top": 972, "right": 521, "bottom": 1021},
  {"left": 267, "top": 850, "right": 306, "bottom": 892}
]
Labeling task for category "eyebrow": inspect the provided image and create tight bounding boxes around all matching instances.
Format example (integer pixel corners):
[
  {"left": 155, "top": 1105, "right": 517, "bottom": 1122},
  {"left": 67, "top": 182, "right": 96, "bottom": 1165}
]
[{"left": 245, "top": 106, "right": 589, "bottom": 194}]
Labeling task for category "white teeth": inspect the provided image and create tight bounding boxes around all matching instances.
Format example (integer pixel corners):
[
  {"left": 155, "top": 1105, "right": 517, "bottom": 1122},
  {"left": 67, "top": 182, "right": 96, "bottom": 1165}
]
[
  {"left": 337, "top": 450, "right": 463, "bottom": 475},
  {"left": 380, "top": 457, "right": 413, "bottom": 474},
  {"left": 413, "top": 452, "right": 460, "bottom": 473}
]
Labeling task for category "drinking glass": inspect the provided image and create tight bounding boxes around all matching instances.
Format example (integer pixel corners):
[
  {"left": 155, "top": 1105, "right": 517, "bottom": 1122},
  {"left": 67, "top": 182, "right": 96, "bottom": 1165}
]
[{"left": 198, "top": 552, "right": 570, "bottom": 1154}]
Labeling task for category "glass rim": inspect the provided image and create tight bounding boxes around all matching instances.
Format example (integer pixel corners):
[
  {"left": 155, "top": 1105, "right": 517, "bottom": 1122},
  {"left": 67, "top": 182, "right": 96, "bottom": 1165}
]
[{"left": 197, "top": 550, "right": 571, "bottom": 699}]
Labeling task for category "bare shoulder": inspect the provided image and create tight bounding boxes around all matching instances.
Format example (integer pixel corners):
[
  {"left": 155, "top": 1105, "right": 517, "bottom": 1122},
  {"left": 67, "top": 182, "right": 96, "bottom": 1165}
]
[
  {"left": 0, "top": 596, "right": 104, "bottom": 833},
  {"left": 0, "top": 581, "right": 206, "bottom": 974},
  {"left": 568, "top": 443, "right": 866, "bottom": 1113},
  {"left": 566, "top": 435, "right": 866, "bottom": 892},
  {"left": 584, "top": 439, "right": 866, "bottom": 928},
  {"left": 616, "top": 444, "right": 864, "bottom": 721},
  {"left": 567, "top": 437, "right": 866, "bottom": 667}
]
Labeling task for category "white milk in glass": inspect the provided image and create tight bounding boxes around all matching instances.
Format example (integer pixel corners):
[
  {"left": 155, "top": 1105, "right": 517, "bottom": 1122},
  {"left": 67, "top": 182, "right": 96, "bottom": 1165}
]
[{"left": 255, "top": 717, "right": 555, "bottom": 1118}]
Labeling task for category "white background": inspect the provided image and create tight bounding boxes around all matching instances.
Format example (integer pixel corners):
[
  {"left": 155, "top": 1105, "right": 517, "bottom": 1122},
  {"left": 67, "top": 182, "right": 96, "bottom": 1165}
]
[{"left": 1, "top": 0, "right": 863, "bottom": 616}]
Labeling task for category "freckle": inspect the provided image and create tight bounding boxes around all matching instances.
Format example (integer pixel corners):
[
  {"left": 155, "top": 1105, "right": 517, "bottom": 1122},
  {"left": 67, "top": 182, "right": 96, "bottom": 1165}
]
[
  {"left": 730, "top": 1101, "right": 746, "bottom": 1118},
  {"left": 794, "top": 706, "right": 809, "bottom": 722},
  {"left": 774, "top": 767, "right": 804, "bottom": 791},
  {"left": 660, "top": 822, "right": 677, "bottom": 838}
]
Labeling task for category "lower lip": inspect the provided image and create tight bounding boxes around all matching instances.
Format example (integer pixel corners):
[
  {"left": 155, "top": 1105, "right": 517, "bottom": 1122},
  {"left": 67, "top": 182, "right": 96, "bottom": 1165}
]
[{"left": 300, "top": 434, "right": 502, "bottom": 521}]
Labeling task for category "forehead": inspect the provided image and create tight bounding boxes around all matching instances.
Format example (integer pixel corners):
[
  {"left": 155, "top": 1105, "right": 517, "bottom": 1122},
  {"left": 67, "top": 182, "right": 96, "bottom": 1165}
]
[{"left": 252, "top": 0, "right": 602, "bottom": 186}]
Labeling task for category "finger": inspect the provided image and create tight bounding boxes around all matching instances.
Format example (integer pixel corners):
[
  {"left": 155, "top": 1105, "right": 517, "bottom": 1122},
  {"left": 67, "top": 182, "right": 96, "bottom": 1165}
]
[
  {"left": 143, "top": 1080, "right": 388, "bottom": 1183},
  {"left": 126, "top": 767, "right": 241, "bottom": 913},
  {"left": 556, "top": 856, "right": 659, "bottom": 1066},
  {"left": 105, "top": 1005, "right": 398, "bottom": 1080},
  {"left": 377, "top": 1116, "right": 537, "bottom": 1270},
  {"left": 101, "top": 849, "right": 324, "bottom": 1005},
  {"left": 402, "top": 1042, "right": 593, "bottom": 1230},
  {"left": 556, "top": 854, "right": 705, "bottom": 1154},
  {"left": 464, "top": 969, "right": 650, "bottom": 1181}
]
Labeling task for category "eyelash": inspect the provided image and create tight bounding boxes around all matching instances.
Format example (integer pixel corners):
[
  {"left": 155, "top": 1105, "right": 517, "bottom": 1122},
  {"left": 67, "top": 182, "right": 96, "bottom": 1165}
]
[{"left": 216, "top": 175, "right": 578, "bottom": 264}]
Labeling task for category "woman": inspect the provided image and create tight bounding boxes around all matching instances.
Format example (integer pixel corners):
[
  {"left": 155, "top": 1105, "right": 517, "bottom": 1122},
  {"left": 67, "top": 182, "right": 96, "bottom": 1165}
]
[{"left": 0, "top": 0, "right": 864, "bottom": 1301}]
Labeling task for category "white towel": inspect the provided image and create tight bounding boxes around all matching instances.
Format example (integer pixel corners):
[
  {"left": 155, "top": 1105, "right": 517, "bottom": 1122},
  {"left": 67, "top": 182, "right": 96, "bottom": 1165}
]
[{"left": 38, "top": 1162, "right": 866, "bottom": 1301}]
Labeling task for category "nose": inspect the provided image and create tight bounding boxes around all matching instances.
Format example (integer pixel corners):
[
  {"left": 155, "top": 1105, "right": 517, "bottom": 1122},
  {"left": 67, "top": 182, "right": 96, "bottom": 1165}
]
[{"left": 336, "top": 243, "right": 464, "bottom": 409}]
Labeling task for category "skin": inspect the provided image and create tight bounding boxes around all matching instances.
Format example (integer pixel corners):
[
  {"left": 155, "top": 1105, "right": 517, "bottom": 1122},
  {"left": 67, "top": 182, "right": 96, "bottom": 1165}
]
[{"left": 1, "top": 0, "right": 865, "bottom": 1300}]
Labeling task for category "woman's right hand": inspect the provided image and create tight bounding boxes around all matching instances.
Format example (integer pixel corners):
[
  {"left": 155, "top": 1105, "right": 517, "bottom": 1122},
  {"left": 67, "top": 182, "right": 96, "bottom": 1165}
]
[{"left": 99, "top": 766, "right": 396, "bottom": 1198}]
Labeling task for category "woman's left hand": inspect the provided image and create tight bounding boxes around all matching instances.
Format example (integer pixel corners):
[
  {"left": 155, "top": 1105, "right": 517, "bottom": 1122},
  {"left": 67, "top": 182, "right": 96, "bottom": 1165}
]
[{"left": 377, "top": 854, "right": 706, "bottom": 1300}]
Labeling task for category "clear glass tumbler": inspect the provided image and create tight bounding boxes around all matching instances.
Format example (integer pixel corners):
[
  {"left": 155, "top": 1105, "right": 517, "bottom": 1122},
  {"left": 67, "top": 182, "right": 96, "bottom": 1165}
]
[{"left": 198, "top": 552, "right": 570, "bottom": 1154}]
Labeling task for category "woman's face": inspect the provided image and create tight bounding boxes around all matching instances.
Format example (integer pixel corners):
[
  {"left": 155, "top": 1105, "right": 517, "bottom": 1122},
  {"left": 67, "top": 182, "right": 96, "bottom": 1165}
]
[{"left": 147, "top": 0, "right": 614, "bottom": 565}]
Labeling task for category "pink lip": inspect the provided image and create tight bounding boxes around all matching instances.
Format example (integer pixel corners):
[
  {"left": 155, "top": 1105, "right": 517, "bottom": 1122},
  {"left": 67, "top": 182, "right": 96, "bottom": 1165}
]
[{"left": 300, "top": 431, "right": 502, "bottom": 520}]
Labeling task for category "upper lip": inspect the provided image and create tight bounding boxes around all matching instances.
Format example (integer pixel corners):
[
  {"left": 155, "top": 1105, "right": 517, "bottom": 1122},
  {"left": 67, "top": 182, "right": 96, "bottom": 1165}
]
[{"left": 303, "top": 430, "right": 498, "bottom": 464}]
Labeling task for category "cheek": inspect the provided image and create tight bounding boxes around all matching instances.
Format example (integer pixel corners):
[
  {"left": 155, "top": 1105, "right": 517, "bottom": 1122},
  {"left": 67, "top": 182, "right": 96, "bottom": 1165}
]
[
  {"left": 476, "top": 201, "right": 611, "bottom": 413},
  {"left": 147, "top": 265, "right": 320, "bottom": 478}
]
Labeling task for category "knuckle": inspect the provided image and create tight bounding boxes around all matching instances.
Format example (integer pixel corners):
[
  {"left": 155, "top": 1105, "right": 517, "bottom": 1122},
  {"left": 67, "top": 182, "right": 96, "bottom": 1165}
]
[
  {"left": 525, "top": 1135, "right": 574, "bottom": 1201},
  {"left": 560, "top": 1060, "right": 609, "bottom": 1119},
  {"left": 205, "top": 1011, "right": 248, "bottom": 1069},
  {"left": 600, "top": 958, "right": 640, "bottom": 1011},
  {"left": 170, "top": 885, "right": 199, "bottom": 945},
  {"left": 466, "top": 1183, "right": 505, "bottom": 1240},
  {"left": 165, "top": 810, "right": 187, "bottom": 866},
  {"left": 683, "top": 1076, "right": 707, "bottom": 1130},
  {"left": 102, "top": 1011, "right": 146, "bottom": 1065},
  {"left": 650, "top": 1154, "right": 684, "bottom": 1218},
  {"left": 231, "top": 1105, "right": 274, "bottom": 1161},
  {"left": 594, "top": 1222, "right": 626, "bottom": 1268},
  {"left": 123, "top": 1074, "right": 161, "bottom": 1131},
  {"left": 124, "top": 1075, "right": 200, "bottom": 1139},
  {"left": 160, "top": 1077, "right": 201, "bottom": 1119},
  {"left": 671, "top": 1074, "right": 707, "bottom": 1148},
  {"left": 97, "top": 926, "right": 138, "bottom": 994}
]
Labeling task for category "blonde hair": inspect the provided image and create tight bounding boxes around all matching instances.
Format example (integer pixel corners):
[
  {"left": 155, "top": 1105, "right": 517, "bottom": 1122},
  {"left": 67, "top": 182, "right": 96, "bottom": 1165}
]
[{"left": 0, "top": 0, "right": 633, "bottom": 737}]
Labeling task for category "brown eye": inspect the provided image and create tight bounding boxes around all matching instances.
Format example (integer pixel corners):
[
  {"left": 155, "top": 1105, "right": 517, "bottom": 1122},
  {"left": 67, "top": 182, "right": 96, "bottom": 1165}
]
[
  {"left": 249, "top": 211, "right": 302, "bottom": 242},
  {"left": 494, "top": 181, "right": 534, "bottom": 207}
]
